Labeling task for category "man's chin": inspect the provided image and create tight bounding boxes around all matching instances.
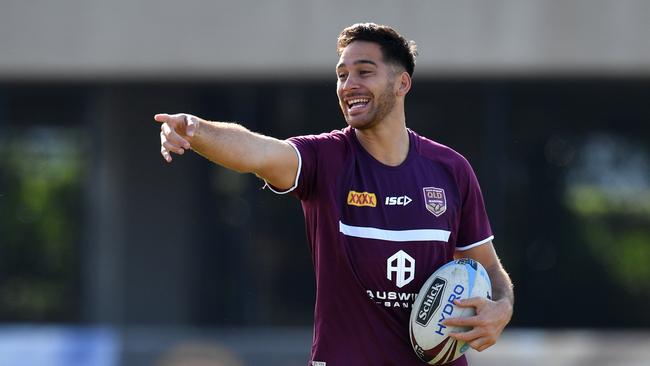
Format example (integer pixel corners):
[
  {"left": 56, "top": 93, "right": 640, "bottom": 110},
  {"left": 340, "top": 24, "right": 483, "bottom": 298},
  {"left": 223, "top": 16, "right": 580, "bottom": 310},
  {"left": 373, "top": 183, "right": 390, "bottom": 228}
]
[
  {"left": 345, "top": 116, "right": 374, "bottom": 130},
  {"left": 346, "top": 121, "right": 369, "bottom": 130}
]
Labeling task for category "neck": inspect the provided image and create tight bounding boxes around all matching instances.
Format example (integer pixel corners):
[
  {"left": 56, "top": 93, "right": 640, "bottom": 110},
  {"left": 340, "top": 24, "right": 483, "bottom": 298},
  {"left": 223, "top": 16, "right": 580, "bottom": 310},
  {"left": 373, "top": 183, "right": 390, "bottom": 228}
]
[{"left": 354, "top": 112, "right": 409, "bottom": 166}]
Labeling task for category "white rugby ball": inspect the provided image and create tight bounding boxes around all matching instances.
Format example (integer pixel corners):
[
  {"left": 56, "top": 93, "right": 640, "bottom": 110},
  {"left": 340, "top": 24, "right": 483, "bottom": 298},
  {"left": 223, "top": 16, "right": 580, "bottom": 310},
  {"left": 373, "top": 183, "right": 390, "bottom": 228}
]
[{"left": 409, "top": 258, "right": 492, "bottom": 365}]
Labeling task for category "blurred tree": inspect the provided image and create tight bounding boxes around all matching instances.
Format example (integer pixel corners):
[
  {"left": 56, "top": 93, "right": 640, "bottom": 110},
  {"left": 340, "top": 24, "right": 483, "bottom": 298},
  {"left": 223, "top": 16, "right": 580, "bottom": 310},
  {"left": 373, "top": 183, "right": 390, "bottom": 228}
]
[
  {"left": 567, "top": 134, "right": 650, "bottom": 294},
  {"left": 0, "top": 127, "right": 85, "bottom": 321}
]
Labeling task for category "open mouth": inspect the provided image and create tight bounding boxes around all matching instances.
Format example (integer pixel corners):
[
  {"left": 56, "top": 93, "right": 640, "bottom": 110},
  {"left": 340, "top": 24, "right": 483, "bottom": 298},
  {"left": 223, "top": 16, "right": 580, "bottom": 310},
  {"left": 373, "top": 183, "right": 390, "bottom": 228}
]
[{"left": 346, "top": 97, "right": 371, "bottom": 113}]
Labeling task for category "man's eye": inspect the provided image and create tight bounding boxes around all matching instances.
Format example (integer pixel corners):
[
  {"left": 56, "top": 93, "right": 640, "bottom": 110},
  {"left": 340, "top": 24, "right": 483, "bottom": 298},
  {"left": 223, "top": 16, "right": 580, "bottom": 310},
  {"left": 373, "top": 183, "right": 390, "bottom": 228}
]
[
  {"left": 360, "top": 70, "right": 372, "bottom": 75},
  {"left": 338, "top": 73, "right": 347, "bottom": 80}
]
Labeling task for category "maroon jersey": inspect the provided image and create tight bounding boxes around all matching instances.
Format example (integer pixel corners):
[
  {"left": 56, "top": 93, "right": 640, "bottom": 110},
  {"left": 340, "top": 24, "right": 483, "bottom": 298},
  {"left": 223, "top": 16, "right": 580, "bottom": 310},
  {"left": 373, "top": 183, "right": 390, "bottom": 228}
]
[{"left": 267, "top": 127, "right": 493, "bottom": 366}]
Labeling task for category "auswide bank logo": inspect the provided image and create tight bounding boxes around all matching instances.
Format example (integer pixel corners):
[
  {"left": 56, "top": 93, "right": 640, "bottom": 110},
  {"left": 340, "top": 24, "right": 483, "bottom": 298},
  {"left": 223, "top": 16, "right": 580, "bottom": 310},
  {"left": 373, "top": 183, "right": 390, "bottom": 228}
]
[{"left": 387, "top": 250, "right": 415, "bottom": 288}]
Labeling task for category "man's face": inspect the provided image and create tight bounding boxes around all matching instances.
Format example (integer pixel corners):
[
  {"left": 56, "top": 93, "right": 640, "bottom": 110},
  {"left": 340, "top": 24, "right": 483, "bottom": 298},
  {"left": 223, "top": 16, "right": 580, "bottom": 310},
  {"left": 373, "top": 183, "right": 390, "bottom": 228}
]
[{"left": 336, "top": 41, "right": 398, "bottom": 130}]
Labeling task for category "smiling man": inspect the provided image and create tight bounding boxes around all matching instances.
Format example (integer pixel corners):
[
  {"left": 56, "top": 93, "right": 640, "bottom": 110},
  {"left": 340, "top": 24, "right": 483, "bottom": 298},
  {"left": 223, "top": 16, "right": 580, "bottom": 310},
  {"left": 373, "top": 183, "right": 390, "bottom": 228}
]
[{"left": 156, "top": 23, "right": 514, "bottom": 365}]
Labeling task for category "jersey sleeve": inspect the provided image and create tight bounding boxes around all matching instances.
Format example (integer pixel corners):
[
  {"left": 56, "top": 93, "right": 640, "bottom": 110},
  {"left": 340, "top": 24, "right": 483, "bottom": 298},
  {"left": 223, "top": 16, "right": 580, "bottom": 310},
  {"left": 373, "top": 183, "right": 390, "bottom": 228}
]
[
  {"left": 264, "top": 132, "right": 345, "bottom": 201},
  {"left": 284, "top": 134, "right": 319, "bottom": 201},
  {"left": 455, "top": 157, "right": 494, "bottom": 250}
]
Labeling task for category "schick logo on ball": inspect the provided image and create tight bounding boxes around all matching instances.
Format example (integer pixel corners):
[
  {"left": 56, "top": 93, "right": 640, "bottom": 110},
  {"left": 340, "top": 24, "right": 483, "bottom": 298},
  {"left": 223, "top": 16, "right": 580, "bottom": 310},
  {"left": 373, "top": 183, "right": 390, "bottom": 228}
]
[{"left": 415, "top": 277, "right": 446, "bottom": 326}]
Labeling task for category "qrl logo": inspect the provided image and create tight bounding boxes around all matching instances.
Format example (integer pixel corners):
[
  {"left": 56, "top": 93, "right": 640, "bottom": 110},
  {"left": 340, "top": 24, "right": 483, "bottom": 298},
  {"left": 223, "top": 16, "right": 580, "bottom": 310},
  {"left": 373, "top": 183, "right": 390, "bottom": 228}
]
[
  {"left": 387, "top": 250, "right": 415, "bottom": 288},
  {"left": 423, "top": 187, "right": 447, "bottom": 217}
]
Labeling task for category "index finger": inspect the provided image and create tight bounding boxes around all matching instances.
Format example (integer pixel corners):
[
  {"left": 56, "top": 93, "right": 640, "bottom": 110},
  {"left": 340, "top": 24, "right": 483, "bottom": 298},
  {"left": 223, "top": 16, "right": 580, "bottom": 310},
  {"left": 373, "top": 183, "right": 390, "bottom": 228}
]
[
  {"left": 454, "top": 296, "right": 487, "bottom": 308},
  {"left": 154, "top": 113, "right": 188, "bottom": 124},
  {"left": 442, "top": 315, "right": 479, "bottom": 327},
  {"left": 154, "top": 113, "right": 172, "bottom": 123}
]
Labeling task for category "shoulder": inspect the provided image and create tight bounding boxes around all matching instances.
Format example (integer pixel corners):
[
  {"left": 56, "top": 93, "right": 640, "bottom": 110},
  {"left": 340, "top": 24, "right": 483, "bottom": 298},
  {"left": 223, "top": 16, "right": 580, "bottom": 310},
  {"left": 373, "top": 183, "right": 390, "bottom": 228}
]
[
  {"left": 289, "top": 127, "right": 350, "bottom": 143},
  {"left": 288, "top": 127, "right": 353, "bottom": 153},
  {"left": 411, "top": 129, "right": 474, "bottom": 176}
]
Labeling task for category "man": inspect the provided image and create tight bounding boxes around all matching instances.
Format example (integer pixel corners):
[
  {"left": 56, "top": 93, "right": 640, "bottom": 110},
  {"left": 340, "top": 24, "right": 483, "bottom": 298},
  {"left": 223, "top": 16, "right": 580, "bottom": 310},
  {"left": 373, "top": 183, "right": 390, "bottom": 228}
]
[{"left": 156, "top": 23, "right": 513, "bottom": 365}]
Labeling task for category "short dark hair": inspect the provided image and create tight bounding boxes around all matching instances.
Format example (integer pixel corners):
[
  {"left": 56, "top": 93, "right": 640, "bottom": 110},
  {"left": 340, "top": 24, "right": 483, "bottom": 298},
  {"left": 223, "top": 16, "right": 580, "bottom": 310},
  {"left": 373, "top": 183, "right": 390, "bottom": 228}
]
[{"left": 337, "top": 23, "right": 418, "bottom": 77}]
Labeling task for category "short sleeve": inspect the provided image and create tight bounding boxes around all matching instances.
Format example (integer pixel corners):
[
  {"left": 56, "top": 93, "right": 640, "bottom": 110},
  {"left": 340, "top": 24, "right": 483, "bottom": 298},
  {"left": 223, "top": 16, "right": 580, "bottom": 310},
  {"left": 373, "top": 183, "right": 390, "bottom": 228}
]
[
  {"left": 455, "top": 158, "right": 494, "bottom": 251},
  {"left": 264, "top": 131, "right": 347, "bottom": 201},
  {"left": 262, "top": 140, "right": 302, "bottom": 195},
  {"left": 284, "top": 134, "right": 320, "bottom": 201}
]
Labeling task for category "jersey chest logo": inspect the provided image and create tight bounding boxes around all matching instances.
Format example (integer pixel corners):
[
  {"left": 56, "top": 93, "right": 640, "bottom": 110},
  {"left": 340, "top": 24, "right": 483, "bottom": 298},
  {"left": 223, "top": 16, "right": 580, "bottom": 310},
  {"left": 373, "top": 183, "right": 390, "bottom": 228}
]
[
  {"left": 387, "top": 250, "right": 415, "bottom": 288},
  {"left": 423, "top": 187, "right": 447, "bottom": 217},
  {"left": 384, "top": 195, "right": 412, "bottom": 206},
  {"left": 347, "top": 190, "right": 377, "bottom": 207}
]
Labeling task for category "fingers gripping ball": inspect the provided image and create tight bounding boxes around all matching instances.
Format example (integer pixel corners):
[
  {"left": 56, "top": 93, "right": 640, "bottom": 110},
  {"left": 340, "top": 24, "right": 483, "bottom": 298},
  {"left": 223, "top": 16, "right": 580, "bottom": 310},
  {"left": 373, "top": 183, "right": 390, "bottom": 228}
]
[{"left": 409, "top": 258, "right": 492, "bottom": 365}]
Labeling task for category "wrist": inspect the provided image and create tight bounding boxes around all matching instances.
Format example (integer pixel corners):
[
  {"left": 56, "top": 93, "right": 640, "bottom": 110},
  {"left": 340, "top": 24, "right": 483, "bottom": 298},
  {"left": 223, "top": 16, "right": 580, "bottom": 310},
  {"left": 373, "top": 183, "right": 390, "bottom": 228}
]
[
  {"left": 185, "top": 114, "right": 201, "bottom": 143},
  {"left": 495, "top": 297, "right": 514, "bottom": 321}
]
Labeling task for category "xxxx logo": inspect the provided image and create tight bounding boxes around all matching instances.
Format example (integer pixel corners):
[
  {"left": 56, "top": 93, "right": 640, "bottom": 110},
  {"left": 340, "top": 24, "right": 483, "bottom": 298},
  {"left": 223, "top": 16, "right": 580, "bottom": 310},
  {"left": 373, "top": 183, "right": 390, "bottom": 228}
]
[{"left": 347, "top": 190, "right": 377, "bottom": 207}]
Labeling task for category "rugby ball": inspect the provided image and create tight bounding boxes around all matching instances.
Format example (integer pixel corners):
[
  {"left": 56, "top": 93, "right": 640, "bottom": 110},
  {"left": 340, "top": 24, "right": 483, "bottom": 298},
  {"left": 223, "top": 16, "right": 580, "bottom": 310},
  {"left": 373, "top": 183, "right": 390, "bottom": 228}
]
[{"left": 409, "top": 258, "right": 492, "bottom": 365}]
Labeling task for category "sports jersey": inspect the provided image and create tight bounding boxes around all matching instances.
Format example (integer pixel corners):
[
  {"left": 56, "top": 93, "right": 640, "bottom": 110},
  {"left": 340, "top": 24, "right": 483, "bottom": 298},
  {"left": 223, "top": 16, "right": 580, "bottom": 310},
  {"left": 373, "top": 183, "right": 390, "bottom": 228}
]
[{"left": 268, "top": 126, "right": 493, "bottom": 366}]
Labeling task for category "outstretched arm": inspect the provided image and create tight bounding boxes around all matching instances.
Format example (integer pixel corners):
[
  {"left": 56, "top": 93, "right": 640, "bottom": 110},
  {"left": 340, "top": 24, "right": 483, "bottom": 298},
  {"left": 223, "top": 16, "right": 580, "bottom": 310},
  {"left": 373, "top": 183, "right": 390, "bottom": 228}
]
[
  {"left": 156, "top": 113, "right": 298, "bottom": 191},
  {"left": 444, "top": 242, "right": 514, "bottom": 352}
]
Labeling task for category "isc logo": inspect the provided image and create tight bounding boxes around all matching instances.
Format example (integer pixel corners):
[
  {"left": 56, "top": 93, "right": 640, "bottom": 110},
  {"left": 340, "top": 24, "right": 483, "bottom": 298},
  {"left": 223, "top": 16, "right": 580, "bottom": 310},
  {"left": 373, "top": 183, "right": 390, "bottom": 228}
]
[{"left": 385, "top": 195, "right": 412, "bottom": 206}]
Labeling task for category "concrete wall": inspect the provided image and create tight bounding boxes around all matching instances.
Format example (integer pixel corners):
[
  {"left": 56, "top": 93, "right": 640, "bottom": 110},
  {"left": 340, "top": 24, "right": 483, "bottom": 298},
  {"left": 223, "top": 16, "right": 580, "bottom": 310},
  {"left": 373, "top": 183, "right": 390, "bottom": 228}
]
[{"left": 2, "top": 0, "right": 650, "bottom": 80}]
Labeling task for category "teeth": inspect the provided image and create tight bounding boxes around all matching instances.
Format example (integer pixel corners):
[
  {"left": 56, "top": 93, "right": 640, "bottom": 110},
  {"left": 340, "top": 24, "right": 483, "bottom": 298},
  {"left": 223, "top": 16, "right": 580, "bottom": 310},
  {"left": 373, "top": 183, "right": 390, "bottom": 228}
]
[{"left": 347, "top": 98, "right": 370, "bottom": 107}]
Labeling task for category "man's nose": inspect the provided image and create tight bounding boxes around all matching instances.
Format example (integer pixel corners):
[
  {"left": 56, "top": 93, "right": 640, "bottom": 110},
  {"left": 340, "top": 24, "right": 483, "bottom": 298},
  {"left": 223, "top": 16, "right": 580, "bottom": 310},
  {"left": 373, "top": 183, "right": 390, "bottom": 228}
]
[{"left": 341, "top": 75, "right": 360, "bottom": 91}]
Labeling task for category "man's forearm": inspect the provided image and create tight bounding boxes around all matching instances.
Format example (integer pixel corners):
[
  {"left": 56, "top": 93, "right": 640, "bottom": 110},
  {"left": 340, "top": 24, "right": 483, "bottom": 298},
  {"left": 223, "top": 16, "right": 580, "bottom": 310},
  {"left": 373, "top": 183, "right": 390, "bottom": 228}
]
[
  {"left": 186, "top": 117, "right": 298, "bottom": 190},
  {"left": 189, "top": 119, "right": 266, "bottom": 174},
  {"left": 487, "top": 263, "right": 514, "bottom": 311}
]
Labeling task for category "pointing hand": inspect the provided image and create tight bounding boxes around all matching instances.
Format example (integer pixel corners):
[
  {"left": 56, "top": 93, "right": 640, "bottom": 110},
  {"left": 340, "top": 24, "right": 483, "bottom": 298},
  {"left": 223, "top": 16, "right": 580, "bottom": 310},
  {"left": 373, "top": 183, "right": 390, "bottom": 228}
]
[{"left": 154, "top": 113, "right": 199, "bottom": 162}]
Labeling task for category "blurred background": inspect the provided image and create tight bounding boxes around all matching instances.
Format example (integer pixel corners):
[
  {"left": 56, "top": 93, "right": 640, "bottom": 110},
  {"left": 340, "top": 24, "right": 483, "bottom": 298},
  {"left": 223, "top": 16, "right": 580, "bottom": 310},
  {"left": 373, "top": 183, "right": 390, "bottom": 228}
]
[{"left": 1, "top": 0, "right": 650, "bottom": 365}]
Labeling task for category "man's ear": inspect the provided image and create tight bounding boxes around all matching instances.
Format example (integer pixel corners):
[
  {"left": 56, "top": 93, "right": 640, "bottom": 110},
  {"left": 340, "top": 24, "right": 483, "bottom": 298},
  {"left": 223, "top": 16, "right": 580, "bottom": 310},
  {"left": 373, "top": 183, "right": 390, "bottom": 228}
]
[{"left": 396, "top": 71, "right": 411, "bottom": 96}]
